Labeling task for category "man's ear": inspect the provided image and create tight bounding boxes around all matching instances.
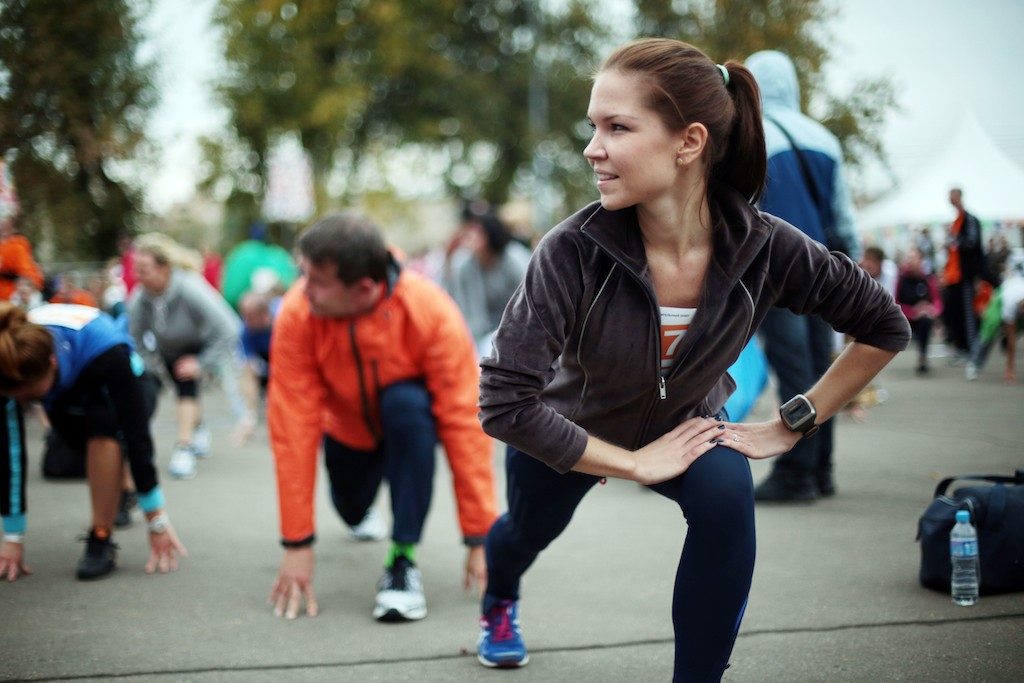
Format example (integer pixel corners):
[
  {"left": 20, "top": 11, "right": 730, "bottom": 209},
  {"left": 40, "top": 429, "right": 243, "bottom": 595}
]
[{"left": 676, "top": 122, "right": 709, "bottom": 166}]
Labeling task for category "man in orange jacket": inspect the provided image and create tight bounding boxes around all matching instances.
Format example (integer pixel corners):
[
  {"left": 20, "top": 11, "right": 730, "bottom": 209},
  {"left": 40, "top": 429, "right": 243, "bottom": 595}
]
[
  {"left": 0, "top": 216, "right": 44, "bottom": 301},
  {"left": 267, "top": 212, "right": 498, "bottom": 621}
]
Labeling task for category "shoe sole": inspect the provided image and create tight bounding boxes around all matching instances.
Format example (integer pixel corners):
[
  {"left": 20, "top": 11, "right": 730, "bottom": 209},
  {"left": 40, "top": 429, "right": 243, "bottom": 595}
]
[
  {"left": 373, "top": 606, "right": 427, "bottom": 622},
  {"left": 169, "top": 470, "right": 197, "bottom": 480},
  {"left": 477, "top": 653, "right": 529, "bottom": 668}
]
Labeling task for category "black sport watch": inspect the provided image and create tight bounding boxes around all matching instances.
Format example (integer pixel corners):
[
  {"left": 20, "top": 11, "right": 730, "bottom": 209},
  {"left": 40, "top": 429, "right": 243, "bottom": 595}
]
[{"left": 779, "top": 394, "right": 819, "bottom": 438}]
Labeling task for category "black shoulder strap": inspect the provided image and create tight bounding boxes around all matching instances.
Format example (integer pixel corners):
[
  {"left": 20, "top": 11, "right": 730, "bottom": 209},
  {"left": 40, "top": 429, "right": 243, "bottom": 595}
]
[{"left": 765, "top": 114, "right": 825, "bottom": 210}]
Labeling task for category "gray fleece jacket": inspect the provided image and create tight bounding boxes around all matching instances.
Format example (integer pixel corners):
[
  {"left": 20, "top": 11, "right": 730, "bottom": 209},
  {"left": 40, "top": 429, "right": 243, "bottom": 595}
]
[
  {"left": 128, "top": 269, "right": 241, "bottom": 376},
  {"left": 479, "top": 184, "right": 910, "bottom": 473}
]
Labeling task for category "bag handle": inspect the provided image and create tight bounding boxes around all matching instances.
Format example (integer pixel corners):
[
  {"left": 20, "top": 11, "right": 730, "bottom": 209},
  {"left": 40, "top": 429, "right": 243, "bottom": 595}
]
[{"left": 934, "top": 471, "right": 1024, "bottom": 498}]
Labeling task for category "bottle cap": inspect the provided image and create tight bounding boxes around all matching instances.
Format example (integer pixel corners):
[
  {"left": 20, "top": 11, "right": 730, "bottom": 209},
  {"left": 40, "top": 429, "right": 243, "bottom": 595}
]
[{"left": 955, "top": 510, "right": 970, "bottom": 523}]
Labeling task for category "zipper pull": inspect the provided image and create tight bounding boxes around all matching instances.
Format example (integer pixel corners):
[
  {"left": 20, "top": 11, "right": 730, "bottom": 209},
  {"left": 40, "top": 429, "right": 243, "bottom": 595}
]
[{"left": 659, "top": 376, "right": 667, "bottom": 400}]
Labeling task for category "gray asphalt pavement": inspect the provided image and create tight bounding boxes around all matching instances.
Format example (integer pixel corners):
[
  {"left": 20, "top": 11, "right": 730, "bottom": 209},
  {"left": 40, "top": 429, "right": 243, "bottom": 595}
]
[{"left": 2, "top": 346, "right": 1022, "bottom": 682}]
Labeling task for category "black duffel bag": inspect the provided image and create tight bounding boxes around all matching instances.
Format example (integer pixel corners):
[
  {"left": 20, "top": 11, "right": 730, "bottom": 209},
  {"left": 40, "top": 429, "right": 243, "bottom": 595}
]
[{"left": 917, "top": 470, "right": 1024, "bottom": 595}]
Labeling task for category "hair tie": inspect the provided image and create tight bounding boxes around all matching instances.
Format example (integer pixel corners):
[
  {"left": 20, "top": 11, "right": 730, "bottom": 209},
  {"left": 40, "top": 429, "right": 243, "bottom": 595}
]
[{"left": 716, "top": 63, "right": 730, "bottom": 86}]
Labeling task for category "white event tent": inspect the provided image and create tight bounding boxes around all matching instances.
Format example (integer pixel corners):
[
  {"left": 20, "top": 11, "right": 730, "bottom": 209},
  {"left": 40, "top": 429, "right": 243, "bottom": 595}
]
[{"left": 859, "top": 112, "right": 1024, "bottom": 239}]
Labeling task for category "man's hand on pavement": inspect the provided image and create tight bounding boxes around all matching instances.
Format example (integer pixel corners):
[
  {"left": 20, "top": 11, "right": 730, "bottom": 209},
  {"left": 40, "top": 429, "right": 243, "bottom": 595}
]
[
  {"left": 463, "top": 545, "right": 487, "bottom": 597},
  {"left": 270, "top": 547, "right": 319, "bottom": 619}
]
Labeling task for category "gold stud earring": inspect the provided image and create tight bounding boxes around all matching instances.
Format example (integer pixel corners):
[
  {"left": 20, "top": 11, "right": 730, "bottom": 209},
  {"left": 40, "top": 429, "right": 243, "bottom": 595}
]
[{"left": 675, "top": 157, "right": 684, "bottom": 167}]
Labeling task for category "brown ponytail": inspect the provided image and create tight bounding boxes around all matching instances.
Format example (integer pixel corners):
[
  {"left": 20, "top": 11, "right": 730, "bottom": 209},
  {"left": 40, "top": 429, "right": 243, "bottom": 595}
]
[
  {"left": 714, "top": 60, "right": 766, "bottom": 203},
  {"left": 601, "top": 39, "right": 767, "bottom": 203},
  {"left": 0, "top": 302, "right": 54, "bottom": 393}
]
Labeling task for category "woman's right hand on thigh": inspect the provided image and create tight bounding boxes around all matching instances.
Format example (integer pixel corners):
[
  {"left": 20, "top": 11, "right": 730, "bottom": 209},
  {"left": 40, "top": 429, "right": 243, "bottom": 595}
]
[{"left": 632, "top": 417, "right": 723, "bottom": 486}]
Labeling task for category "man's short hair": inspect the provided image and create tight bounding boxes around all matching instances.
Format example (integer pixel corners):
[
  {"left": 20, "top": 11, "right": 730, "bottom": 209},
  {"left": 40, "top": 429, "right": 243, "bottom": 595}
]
[
  {"left": 297, "top": 212, "right": 389, "bottom": 284},
  {"left": 863, "top": 246, "right": 885, "bottom": 263}
]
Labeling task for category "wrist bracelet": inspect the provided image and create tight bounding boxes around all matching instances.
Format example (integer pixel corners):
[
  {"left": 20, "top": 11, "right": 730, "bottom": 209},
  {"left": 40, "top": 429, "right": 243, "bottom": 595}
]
[
  {"left": 3, "top": 533, "right": 25, "bottom": 544},
  {"left": 147, "top": 513, "right": 170, "bottom": 534}
]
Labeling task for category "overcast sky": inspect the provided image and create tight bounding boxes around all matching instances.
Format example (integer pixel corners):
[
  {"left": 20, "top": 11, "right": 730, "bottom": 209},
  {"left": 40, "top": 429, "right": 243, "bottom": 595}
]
[{"left": 139, "top": 0, "right": 1024, "bottom": 214}]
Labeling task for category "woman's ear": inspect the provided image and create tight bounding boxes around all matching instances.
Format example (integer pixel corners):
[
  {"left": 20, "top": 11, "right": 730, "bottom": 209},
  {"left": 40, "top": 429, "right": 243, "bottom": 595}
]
[{"left": 676, "top": 122, "right": 709, "bottom": 166}]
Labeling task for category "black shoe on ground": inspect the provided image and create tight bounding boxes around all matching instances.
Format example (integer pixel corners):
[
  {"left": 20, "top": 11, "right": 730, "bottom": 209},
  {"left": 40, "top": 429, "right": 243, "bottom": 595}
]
[
  {"left": 916, "top": 363, "right": 929, "bottom": 375},
  {"left": 76, "top": 530, "right": 118, "bottom": 580},
  {"left": 754, "top": 474, "right": 818, "bottom": 503},
  {"left": 114, "top": 491, "right": 137, "bottom": 529}
]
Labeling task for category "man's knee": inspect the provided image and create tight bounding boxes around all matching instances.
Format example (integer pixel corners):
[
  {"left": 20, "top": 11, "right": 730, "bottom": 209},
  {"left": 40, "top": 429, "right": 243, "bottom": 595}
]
[{"left": 379, "top": 381, "right": 432, "bottom": 430}]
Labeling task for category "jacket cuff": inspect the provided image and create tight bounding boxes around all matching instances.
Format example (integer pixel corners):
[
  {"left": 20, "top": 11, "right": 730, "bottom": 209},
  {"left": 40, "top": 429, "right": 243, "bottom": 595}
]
[
  {"left": 463, "top": 536, "right": 486, "bottom": 547},
  {"left": 2, "top": 514, "right": 26, "bottom": 535},
  {"left": 281, "top": 534, "right": 316, "bottom": 549}
]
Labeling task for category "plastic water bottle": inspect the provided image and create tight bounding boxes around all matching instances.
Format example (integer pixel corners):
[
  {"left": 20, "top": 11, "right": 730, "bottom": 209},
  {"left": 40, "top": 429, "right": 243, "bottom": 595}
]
[{"left": 950, "top": 510, "right": 980, "bottom": 606}]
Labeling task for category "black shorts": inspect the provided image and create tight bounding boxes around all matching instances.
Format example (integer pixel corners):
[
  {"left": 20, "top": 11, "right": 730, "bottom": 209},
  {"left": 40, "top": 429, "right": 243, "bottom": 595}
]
[
  {"left": 48, "top": 346, "right": 159, "bottom": 453},
  {"left": 162, "top": 346, "right": 203, "bottom": 399}
]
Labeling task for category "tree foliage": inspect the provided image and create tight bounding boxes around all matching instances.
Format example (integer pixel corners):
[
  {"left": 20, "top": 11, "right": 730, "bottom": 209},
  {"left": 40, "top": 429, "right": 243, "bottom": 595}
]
[
  {"left": 0, "top": 0, "right": 154, "bottom": 260},
  {"left": 210, "top": 0, "right": 606, "bottom": 221},
  {"left": 210, "top": 0, "right": 896, "bottom": 231},
  {"left": 634, "top": 0, "right": 897, "bottom": 174}
]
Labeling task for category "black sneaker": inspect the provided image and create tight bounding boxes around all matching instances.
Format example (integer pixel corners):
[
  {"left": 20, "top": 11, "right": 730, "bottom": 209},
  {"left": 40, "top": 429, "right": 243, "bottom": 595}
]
[
  {"left": 373, "top": 556, "right": 427, "bottom": 621},
  {"left": 76, "top": 530, "right": 118, "bottom": 580},
  {"left": 754, "top": 474, "right": 818, "bottom": 503},
  {"left": 114, "top": 491, "right": 137, "bottom": 529}
]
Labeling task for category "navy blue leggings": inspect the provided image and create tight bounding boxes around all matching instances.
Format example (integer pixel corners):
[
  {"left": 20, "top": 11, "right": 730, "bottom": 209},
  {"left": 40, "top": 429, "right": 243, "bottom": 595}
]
[
  {"left": 485, "top": 445, "right": 756, "bottom": 682},
  {"left": 322, "top": 381, "right": 437, "bottom": 544}
]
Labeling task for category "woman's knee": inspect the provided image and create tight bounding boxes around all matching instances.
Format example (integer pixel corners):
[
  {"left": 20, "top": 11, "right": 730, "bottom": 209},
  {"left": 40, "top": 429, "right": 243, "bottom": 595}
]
[{"left": 680, "top": 448, "right": 754, "bottom": 521}]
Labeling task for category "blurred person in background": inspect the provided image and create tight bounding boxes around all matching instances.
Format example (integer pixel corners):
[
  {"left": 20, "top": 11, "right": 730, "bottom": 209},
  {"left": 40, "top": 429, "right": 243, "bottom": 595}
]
[
  {"left": 0, "top": 302, "right": 186, "bottom": 581},
  {"left": 860, "top": 246, "right": 897, "bottom": 296},
  {"left": 233, "top": 284, "right": 281, "bottom": 446},
  {"left": 969, "top": 253, "right": 1024, "bottom": 383},
  {"left": 49, "top": 271, "right": 98, "bottom": 307},
  {"left": 444, "top": 210, "right": 531, "bottom": 356},
  {"left": 201, "top": 242, "right": 224, "bottom": 291},
  {"left": 942, "top": 187, "right": 986, "bottom": 366},
  {"left": 745, "top": 49, "right": 861, "bottom": 502},
  {"left": 896, "top": 248, "right": 943, "bottom": 375},
  {"left": 10, "top": 276, "right": 43, "bottom": 311},
  {"left": 0, "top": 214, "right": 43, "bottom": 302},
  {"left": 128, "top": 234, "right": 242, "bottom": 480}
]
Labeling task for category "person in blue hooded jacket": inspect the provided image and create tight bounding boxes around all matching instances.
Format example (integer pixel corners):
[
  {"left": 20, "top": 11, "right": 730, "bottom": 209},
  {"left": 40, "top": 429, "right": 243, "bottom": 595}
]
[
  {"left": 745, "top": 50, "right": 861, "bottom": 502},
  {"left": 0, "top": 302, "right": 186, "bottom": 581}
]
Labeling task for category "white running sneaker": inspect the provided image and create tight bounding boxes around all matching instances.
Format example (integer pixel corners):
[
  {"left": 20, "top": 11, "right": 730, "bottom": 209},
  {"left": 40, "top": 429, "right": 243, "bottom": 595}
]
[
  {"left": 373, "top": 556, "right": 427, "bottom": 622},
  {"left": 348, "top": 509, "right": 387, "bottom": 542},
  {"left": 168, "top": 444, "right": 197, "bottom": 480},
  {"left": 192, "top": 422, "right": 212, "bottom": 458}
]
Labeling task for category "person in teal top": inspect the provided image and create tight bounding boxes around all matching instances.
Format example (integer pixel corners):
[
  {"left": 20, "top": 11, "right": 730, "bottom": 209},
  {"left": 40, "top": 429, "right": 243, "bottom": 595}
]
[{"left": 221, "top": 223, "right": 298, "bottom": 311}]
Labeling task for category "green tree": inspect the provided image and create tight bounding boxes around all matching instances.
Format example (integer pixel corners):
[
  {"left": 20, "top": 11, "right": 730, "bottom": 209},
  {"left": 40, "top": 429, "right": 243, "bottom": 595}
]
[
  {"left": 0, "top": 0, "right": 154, "bottom": 260},
  {"left": 211, "top": 0, "right": 605, "bottom": 220},
  {"left": 633, "top": 0, "right": 897, "bottom": 174}
]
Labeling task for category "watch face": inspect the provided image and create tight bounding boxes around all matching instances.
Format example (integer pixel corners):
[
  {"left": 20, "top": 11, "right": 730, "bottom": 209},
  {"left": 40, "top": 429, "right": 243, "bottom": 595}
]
[{"left": 781, "top": 396, "right": 813, "bottom": 428}]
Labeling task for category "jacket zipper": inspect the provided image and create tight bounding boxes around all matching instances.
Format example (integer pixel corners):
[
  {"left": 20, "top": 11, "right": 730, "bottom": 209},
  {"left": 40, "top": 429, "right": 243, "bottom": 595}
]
[
  {"left": 349, "top": 321, "right": 381, "bottom": 441},
  {"left": 582, "top": 239, "right": 671, "bottom": 448}
]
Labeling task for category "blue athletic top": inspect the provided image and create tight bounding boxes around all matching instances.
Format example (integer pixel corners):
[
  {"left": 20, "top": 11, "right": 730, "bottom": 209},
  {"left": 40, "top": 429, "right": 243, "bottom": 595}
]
[{"left": 28, "top": 304, "right": 137, "bottom": 410}]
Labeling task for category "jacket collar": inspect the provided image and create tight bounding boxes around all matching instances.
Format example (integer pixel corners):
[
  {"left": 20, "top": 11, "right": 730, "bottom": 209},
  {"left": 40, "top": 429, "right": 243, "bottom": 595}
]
[{"left": 578, "top": 181, "right": 773, "bottom": 292}]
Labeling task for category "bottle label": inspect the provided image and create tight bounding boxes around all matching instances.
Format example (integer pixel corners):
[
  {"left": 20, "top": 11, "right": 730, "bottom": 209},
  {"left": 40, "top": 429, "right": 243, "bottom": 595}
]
[{"left": 951, "top": 540, "right": 978, "bottom": 557}]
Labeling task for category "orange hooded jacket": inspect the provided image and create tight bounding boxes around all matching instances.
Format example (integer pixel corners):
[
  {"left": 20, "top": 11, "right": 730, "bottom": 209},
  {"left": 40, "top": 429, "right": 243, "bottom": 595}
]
[
  {"left": 267, "top": 265, "right": 497, "bottom": 545},
  {"left": 0, "top": 234, "right": 44, "bottom": 300}
]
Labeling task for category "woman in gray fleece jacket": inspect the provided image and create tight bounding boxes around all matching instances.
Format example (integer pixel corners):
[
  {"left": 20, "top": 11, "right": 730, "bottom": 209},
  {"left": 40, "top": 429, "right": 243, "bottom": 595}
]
[
  {"left": 474, "top": 39, "right": 910, "bottom": 680},
  {"left": 128, "top": 235, "right": 241, "bottom": 480}
]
